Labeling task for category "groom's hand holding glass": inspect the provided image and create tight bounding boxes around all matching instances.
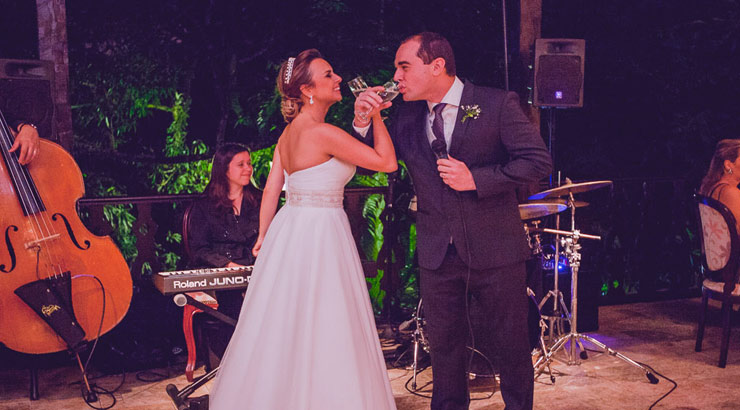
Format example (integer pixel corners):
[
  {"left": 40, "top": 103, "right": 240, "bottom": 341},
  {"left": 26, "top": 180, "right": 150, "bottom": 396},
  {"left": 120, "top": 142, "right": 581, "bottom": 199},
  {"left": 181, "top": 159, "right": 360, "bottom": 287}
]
[{"left": 351, "top": 84, "right": 393, "bottom": 128}]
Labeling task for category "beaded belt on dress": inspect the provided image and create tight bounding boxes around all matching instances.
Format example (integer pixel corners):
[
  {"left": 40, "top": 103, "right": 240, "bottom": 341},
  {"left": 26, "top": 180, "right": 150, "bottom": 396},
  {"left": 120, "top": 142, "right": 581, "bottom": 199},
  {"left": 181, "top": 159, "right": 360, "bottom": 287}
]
[{"left": 286, "top": 189, "right": 344, "bottom": 208}]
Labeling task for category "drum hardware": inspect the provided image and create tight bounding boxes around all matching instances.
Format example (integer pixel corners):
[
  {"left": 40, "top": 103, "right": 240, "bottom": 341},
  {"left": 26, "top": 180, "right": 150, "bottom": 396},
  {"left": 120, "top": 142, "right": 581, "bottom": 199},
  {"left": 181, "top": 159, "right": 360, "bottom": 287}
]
[
  {"left": 533, "top": 213, "right": 570, "bottom": 343},
  {"left": 410, "top": 288, "right": 551, "bottom": 389},
  {"left": 410, "top": 298, "right": 430, "bottom": 391},
  {"left": 520, "top": 201, "right": 566, "bottom": 339},
  {"left": 527, "top": 180, "right": 614, "bottom": 200},
  {"left": 523, "top": 221, "right": 544, "bottom": 256},
  {"left": 530, "top": 227, "right": 659, "bottom": 384},
  {"left": 407, "top": 299, "right": 495, "bottom": 391},
  {"left": 540, "top": 252, "right": 568, "bottom": 272},
  {"left": 528, "top": 180, "right": 656, "bottom": 381},
  {"left": 528, "top": 179, "right": 612, "bottom": 345},
  {"left": 518, "top": 202, "right": 567, "bottom": 221},
  {"left": 528, "top": 287, "right": 556, "bottom": 383},
  {"left": 408, "top": 194, "right": 418, "bottom": 213}
]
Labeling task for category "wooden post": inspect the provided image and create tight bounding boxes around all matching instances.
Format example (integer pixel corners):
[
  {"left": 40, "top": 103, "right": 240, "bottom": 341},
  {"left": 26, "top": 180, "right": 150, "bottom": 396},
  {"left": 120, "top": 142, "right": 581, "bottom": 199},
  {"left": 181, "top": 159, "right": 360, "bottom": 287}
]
[
  {"left": 35, "top": 0, "right": 73, "bottom": 151},
  {"left": 520, "top": 0, "right": 542, "bottom": 129}
]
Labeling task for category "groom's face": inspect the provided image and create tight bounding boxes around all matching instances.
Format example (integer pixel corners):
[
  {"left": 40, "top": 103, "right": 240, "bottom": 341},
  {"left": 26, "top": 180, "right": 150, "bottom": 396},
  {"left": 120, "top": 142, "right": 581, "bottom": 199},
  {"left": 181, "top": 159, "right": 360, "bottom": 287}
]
[{"left": 394, "top": 40, "right": 434, "bottom": 102}]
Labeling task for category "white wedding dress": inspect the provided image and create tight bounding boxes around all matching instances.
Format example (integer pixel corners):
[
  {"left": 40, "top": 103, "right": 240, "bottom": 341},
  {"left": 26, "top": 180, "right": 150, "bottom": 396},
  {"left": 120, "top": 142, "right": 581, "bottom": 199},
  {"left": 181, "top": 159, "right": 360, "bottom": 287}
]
[{"left": 209, "top": 157, "right": 397, "bottom": 410}]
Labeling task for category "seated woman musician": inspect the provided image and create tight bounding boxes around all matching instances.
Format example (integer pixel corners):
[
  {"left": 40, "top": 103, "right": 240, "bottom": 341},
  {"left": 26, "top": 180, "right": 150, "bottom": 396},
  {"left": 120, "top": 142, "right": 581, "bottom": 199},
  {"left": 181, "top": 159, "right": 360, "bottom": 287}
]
[
  {"left": 699, "top": 139, "right": 740, "bottom": 229},
  {"left": 187, "top": 143, "right": 261, "bottom": 358}
]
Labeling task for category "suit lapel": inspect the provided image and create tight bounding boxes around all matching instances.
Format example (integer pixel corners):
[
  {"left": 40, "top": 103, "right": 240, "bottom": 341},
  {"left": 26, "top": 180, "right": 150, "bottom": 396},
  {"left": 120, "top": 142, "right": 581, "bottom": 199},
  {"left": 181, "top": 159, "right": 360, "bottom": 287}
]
[{"left": 449, "top": 81, "right": 475, "bottom": 157}]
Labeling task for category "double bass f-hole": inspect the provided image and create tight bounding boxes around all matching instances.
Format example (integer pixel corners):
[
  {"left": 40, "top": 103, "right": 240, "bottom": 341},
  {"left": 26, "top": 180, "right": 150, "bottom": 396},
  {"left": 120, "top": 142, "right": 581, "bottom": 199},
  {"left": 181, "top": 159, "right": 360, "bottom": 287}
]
[
  {"left": 0, "top": 213, "right": 91, "bottom": 274},
  {"left": 1, "top": 225, "right": 19, "bottom": 273},
  {"left": 52, "top": 212, "right": 91, "bottom": 250},
  {"left": 0, "top": 108, "right": 132, "bottom": 355}
]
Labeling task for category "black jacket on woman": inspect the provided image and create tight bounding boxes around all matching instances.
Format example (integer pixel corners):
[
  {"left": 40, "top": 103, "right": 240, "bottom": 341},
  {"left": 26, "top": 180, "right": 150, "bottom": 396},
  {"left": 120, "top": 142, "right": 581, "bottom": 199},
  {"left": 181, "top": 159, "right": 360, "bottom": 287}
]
[
  {"left": 188, "top": 191, "right": 260, "bottom": 269},
  {"left": 187, "top": 188, "right": 260, "bottom": 358}
]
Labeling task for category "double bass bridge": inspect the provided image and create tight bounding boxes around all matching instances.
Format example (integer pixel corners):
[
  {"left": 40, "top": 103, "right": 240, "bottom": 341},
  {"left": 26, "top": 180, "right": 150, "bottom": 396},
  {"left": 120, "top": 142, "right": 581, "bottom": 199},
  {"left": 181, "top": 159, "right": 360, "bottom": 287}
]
[{"left": 24, "top": 233, "right": 62, "bottom": 250}]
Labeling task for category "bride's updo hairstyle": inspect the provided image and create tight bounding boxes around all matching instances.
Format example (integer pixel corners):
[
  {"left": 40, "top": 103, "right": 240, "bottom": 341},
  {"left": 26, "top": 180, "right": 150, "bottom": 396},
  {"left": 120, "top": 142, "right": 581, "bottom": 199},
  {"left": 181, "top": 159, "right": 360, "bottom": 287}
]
[{"left": 277, "top": 48, "right": 323, "bottom": 123}]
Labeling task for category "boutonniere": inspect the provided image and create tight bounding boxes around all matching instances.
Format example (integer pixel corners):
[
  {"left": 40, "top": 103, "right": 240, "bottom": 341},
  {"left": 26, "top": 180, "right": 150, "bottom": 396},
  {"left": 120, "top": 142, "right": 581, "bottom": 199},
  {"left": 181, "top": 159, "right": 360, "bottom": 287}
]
[{"left": 460, "top": 104, "right": 481, "bottom": 123}]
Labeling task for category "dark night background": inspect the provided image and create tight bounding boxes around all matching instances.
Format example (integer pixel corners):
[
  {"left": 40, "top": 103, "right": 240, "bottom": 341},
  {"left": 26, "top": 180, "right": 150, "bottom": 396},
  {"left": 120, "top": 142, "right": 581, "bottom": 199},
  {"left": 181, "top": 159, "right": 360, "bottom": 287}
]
[{"left": 1, "top": 1, "right": 739, "bottom": 359}]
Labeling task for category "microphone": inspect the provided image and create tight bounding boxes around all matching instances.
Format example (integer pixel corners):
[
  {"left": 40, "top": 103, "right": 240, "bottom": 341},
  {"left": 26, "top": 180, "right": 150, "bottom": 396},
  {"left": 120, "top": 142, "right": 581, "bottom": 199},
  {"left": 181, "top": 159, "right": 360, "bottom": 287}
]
[
  {"left": 431, "top": 139, "right": 448, "bottom": 160},
  {"left": 173, "top": 293, "right": 187, "bottom": 307}
]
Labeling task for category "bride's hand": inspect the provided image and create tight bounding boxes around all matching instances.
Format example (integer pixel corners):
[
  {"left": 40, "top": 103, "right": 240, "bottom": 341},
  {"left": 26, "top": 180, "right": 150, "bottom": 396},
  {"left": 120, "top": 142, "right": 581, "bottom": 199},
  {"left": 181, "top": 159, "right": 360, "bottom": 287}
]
[
  {"left": 252, "top": 236, "right": 264, "bottom": 257},
  {"left": 353, "top": 86, "right": 391, "bottom": 127}
]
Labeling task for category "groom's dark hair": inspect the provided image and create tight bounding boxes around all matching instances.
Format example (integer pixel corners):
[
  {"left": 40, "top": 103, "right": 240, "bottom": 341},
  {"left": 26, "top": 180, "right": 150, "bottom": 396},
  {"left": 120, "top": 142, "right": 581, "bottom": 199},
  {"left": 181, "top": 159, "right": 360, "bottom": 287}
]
[{"left": 403, "top": 32, "right": 456, "bottom": 76}]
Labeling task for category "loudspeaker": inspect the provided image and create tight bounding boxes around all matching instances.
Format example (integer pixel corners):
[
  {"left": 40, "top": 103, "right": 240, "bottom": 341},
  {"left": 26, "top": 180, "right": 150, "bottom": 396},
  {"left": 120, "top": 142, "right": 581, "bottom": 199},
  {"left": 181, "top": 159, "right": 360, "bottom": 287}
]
[
  {"left": 533, "top": 39, "right": 585, "bottom": 108},
  {"left": 0, "top": 59, "right": 56, "bottom": 141}
]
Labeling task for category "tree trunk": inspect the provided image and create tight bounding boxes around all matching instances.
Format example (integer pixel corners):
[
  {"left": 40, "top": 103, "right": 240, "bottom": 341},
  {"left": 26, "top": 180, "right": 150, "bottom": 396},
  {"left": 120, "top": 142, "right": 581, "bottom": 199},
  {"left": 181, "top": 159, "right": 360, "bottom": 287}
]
[{"left": 36, "top": 0, "right": 73, "bottom": 152}]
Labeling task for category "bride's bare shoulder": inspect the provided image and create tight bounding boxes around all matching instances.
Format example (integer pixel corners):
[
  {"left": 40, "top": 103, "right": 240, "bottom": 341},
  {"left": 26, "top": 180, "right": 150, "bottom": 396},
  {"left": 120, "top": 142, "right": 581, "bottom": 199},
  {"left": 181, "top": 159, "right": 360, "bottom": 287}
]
[{"left": 311, "top": 122, "right": 349, "bottom": 139}]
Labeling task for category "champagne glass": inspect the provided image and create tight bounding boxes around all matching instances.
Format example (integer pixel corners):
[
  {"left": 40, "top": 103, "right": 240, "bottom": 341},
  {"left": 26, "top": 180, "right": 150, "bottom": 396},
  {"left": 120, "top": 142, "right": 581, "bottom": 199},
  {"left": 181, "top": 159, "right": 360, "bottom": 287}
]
[
  {"left": 377, "top": 80, "right": 400, "bottom": 103},
  {"left": 347, "top": 76, "right": 369, "bottom": 98},
  {"left": 348, "top": 77, "right": 399, "bottom": 120}
]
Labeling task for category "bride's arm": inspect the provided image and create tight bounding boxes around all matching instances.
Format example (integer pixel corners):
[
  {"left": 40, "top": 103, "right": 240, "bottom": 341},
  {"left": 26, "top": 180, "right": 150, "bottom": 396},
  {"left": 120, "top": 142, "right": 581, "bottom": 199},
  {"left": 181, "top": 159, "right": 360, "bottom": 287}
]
[
  {"left": 252, "top": 145, "right": 285, "bottom": 257},
  {"left": 321, "top": 114, "right": 397, "bottom": 173}
]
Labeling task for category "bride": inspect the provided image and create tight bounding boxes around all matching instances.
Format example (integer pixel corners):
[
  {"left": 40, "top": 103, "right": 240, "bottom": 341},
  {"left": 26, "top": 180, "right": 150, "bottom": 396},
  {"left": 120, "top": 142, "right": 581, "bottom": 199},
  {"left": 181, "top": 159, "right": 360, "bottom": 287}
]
[{"left": 208, "top": 48, "right": 398, "bottom": 409}]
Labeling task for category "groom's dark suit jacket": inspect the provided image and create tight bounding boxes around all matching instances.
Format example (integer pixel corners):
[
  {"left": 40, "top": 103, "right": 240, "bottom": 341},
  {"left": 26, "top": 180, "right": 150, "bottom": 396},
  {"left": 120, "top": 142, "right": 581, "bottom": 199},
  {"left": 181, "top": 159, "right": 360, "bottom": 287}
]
[{"left": 364, "top": 81, "right": 552, "bottom": 271}]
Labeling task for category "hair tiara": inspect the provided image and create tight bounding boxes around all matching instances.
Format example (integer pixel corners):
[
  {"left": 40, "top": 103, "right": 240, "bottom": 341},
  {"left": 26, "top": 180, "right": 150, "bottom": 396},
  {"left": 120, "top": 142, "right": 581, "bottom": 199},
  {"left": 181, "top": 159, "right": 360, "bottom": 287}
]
[{"left": 284, "top": 57, "right": 295, "bottom": 84}]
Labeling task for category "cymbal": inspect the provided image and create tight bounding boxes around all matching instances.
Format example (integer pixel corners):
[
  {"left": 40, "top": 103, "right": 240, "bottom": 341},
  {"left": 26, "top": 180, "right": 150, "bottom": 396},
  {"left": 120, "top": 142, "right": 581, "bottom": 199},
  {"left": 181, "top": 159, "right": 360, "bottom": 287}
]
[
  {"left": 528, "top": 180, "right": 613, "bottom": 200},
  {"left": 519, "top": 202, "right": 567, "bottom": 220},
  {"left": 541, "top": 198, "right": 590, "bottom": 208}
]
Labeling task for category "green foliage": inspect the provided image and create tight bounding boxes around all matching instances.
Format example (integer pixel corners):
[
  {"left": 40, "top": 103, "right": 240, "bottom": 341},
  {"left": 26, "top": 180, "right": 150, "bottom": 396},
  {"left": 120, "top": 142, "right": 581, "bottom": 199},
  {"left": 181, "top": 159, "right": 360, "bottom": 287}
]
[
  {"left": 102, "top": 203, "right": 137, "bottom": 262},
  {"left": 149, "top": 141, "right": 211, "bottom": 194},
  {"left": 361, "top": 193, "right": 386, "bottom": 262},
  {"left": 366, "top": 269, "right": 386, "bottom": 313},
  {"left": 97, "top": 185, "right": 137, "bottom": 263},
  {"left": 149, "top": 93, "right": 211, "bottom": 194},
  {"left": 67, "top": 0, "right": 444, "bottom": 314},
  {"left": 71, "top": 54, "right": 180, "bottom": 152},
  {"left": 387, "top": 161, "right": 420, "bottom": 310},
  {"left": 249, "top": 145, "right": 276, "bottom": 189}
]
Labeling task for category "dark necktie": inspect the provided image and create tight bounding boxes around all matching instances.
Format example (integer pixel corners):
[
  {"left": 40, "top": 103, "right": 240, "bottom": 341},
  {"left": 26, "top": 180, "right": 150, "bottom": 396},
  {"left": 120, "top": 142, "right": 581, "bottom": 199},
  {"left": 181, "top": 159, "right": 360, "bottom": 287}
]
[{"left": 431, "top": 103, "right": 447, "bottom": 146}]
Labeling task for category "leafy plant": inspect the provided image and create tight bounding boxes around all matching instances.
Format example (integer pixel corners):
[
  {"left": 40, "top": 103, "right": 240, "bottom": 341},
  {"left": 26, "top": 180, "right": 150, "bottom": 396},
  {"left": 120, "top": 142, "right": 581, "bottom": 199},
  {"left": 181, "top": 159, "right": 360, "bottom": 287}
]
[{"left": 149, "top": 93, "right": 211, "bottom": 194}]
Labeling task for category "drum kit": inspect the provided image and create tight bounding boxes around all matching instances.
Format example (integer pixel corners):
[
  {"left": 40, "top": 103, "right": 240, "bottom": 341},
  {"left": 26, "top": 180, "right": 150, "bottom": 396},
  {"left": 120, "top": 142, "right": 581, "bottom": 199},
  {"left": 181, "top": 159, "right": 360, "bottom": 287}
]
[
  {"left": 522, "top": 179, "right": 657, "bottom": 383},
  {"left": 407, "top": 178, "right": 658, "bottom": 393}
]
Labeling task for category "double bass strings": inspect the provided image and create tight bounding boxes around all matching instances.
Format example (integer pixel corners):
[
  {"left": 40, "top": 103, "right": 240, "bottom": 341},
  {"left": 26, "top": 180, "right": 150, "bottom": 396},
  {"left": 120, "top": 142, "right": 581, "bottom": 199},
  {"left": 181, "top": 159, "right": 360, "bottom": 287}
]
[
  {"left": 0, "top": 111, "right": 65, "bottom": 280},
  {"left": 0, "top": 115, "right": 60, "bottom": 276},
  {"left": 0, "top": 109, "right": 131, "bottom": 358}
]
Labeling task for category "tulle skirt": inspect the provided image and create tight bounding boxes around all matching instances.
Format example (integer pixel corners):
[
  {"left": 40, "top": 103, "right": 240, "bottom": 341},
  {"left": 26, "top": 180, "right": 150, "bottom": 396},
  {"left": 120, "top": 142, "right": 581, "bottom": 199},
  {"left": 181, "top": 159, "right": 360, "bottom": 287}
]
[{"left": 209, "top": 203, "right": 396, "bottom": 410}]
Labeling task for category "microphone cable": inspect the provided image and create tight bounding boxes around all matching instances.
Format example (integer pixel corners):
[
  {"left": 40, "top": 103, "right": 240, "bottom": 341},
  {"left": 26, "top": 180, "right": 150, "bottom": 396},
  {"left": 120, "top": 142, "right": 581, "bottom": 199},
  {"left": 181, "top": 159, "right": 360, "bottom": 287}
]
[{"left": 432, "top": 139, "right": 493, "bottom": 399}]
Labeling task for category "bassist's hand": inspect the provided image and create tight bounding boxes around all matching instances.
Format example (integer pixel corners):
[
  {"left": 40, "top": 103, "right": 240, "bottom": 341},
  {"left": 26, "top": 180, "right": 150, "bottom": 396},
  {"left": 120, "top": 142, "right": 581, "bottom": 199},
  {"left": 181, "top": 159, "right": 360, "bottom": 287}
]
[{"left": 9, "top": 124, "right": 40, "bottom": 165}]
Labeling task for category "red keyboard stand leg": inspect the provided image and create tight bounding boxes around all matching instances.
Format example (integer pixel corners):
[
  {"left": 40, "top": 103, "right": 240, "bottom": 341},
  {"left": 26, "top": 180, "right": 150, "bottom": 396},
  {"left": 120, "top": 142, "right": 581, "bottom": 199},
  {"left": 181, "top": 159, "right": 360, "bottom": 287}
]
[{"left": 183, "top": 304, "right": 202, "bottom": 382}]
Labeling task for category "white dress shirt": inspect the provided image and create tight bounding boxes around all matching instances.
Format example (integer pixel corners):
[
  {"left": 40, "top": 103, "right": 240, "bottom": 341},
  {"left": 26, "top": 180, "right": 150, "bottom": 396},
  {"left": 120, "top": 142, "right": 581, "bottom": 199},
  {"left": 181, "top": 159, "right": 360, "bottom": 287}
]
[
  {"left": 353, "top": 76, "right": 465, "bottom": 152},
  {"left": 426, "top": 76, "right": 464, "bottom": 150}
]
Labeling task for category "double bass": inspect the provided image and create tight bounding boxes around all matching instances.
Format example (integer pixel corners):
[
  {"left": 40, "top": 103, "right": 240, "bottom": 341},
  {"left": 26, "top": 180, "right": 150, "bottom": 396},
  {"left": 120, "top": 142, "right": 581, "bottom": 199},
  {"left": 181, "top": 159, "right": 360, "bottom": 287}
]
[{"left": 0, "top": 110, "right": 132, "bottom": 354}]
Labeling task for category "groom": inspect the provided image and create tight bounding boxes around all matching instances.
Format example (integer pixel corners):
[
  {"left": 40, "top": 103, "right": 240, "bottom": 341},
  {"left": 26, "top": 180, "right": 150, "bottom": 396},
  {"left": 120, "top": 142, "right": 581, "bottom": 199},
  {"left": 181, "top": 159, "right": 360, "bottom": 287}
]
[{"left": 353, "top": 32, "right": 551, "bottom": 410}]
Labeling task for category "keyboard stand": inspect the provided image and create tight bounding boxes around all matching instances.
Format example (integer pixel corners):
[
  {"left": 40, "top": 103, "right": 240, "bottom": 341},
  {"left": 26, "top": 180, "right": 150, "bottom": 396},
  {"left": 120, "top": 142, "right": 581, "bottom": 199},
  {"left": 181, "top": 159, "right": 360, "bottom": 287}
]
[{"left": 166, "top": 294, "right": 236, "bottom": 410}]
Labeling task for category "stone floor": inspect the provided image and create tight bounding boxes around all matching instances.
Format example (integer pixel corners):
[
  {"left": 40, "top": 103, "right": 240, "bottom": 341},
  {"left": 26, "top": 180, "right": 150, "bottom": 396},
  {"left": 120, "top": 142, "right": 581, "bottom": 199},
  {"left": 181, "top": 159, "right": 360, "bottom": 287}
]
[{"left": 2, "top": 297, "right": 740, "bottom": 409}]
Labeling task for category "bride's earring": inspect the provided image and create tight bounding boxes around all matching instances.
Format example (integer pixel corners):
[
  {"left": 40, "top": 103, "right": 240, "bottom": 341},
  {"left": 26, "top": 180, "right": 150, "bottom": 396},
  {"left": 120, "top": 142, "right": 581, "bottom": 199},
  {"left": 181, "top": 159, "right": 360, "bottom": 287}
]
[{"left": 309, "top": 95, "right": 314, "bottom": 105}]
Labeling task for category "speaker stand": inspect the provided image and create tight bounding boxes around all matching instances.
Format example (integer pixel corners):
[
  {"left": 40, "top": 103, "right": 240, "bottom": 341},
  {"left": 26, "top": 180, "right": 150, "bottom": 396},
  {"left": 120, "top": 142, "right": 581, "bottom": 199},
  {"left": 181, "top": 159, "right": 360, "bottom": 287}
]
[{"left": 545, "top": 107, "right": 557, "bottom": 186}]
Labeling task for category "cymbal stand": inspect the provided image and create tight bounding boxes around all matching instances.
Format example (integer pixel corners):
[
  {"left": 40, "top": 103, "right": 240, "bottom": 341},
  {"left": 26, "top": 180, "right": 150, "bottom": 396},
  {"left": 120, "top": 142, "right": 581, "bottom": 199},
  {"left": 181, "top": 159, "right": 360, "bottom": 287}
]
[
  {"left": 537, "top": 213, "right": 572, "bottom": 342},
  {"left": 410, "top": 298, "right": 429, "bottom": 391},
  {"left": 528, "top": 288, "right": 555, "bottom": 383},
  {"left": 532, "top": 228, "right": 659, "bottom": 384}
]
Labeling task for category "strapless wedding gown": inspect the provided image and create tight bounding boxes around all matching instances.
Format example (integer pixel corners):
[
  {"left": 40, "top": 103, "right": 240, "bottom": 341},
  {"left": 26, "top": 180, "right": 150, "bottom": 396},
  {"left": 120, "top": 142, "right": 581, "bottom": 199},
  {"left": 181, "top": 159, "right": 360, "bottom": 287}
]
[{"left": 209, "top": 157, "right": 397, "bottom": 410}]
